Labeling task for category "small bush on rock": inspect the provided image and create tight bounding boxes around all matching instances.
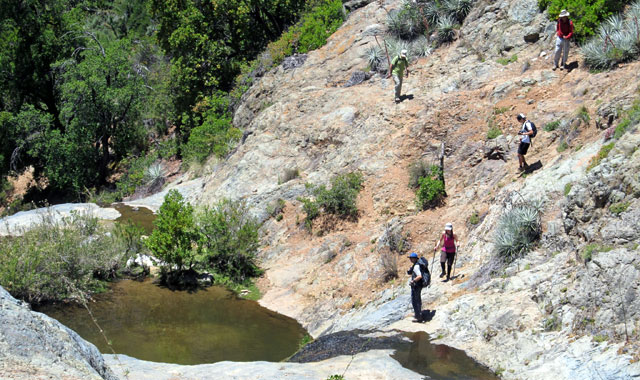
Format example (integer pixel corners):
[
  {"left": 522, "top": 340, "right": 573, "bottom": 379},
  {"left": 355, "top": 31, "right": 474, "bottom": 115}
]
[
  {"left": 587, "top": 142, "right": 615, "bottom": 171},
  {"left": 544, "top": 120, "right": 561, "bottom": 131},
  {"left": 609, "top": 201, "right": 629, "bottom": 214},
  {"left": 299, "top": 172, "right": 364, "bottom": 231},
  {"left": 436, "top": 14, "right": 458, "bottom": 43}
]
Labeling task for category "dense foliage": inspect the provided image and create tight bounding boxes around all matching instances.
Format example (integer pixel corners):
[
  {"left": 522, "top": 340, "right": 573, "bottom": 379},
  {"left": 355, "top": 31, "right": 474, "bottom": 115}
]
[
  {"left": 415, "top": 165, "right": 445, "bottom": 209},
  {"left": 0, "top": 0, "right": 345, "bottom": 207},
  {"left": 538, "top": 0, "right": 627, "bottom": 42},
  {"left": 145, "top": 190, "right": 262, "bottom": 285},
  {"left": 0, "top": 212, "right": 142, "bottom": 304}
]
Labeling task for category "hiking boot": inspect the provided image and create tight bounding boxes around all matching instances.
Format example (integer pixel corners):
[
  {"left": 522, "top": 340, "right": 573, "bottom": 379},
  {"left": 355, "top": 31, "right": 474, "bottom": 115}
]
[
  {"left": 552, "top": 65, "right": 558, "bottom": 71},
  {"left": 395, "top": 97, "right": 401, "bottom": 103},
  {"left": 439, "top": 272, "right": 446, "bottom": 278},
  {"left": 412, "top": 318, "right": 424, "bottom": 323},
  {"left": 518, "top": 166, "right": 525, "bottom": 172}
]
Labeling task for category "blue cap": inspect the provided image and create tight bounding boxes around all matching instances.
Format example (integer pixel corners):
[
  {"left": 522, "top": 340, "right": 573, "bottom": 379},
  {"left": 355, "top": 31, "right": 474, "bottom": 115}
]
[{"left": 408, "top": 252, "right": 418, "bottom": 258}]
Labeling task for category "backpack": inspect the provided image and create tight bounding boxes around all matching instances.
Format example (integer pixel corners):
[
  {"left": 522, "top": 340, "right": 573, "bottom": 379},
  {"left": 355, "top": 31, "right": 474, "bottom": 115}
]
[
  {"left": 528, "top": 121, "right": 537, "bottom": 138},
  {"left": 416, "top": 257, "right": 431, "bottom": 287}
]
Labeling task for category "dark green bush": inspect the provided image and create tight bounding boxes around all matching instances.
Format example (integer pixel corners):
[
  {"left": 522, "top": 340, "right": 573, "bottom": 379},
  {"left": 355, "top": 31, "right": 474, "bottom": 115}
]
[
  {"left": 184, "top": 94, "right": 242, "bottom": 163},
  {"left": 145, "top": 190, "right": 198, "bottom": 271},
  {"left": 416, "top": 165, "right": 445, "bottom": 210},
  {"left": 544, "top": 120, "right": 561, "bottom": 131},
  {"left": 297, "top": 0, "right": 345, "bottom": 53},
  {"left": 539, "top": 0, "right": 627, "bottom": 42},
  {"left": 197, "top": 199, "right": 262, "bottom": 284},
  {"left": 0, "top": 212, "right": 134, "bottom": 304}
]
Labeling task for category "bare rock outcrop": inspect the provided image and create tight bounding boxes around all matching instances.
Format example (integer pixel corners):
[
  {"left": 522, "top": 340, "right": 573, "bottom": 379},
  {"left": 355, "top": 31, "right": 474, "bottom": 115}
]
[{"left": 0, "top": 286, "right": 117, "bottom": 380}]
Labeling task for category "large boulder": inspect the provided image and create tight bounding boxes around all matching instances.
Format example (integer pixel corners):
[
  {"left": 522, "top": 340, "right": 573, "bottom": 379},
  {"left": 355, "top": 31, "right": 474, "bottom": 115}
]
[{"left": 0, "top": 286, "right": 117, "bottom": 380}]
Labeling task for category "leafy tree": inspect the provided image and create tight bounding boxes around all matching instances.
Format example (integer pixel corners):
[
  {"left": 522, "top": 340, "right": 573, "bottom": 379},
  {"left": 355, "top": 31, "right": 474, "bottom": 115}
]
[
  {"left": 538, "top": 0, "right": 626, "bottom": 42},
  {"left": 145, "top": 190, "right": 197, "bottom": 271},
  {"left": 416, "top": 165, "right": 445, "bottom": 210},
  {"left": 196, "top": 199, "right": 261, "bottom": 283},
  {"left": 0, "top": 0, "right": 80, "bottom": 128},
  {"left": 55, "top": 37, "right": 149, "bottom": 187}
]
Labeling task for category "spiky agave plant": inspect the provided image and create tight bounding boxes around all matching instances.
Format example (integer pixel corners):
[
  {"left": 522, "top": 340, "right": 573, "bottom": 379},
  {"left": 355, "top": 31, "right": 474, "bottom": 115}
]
[
  {"left": 420, "top": 1, "right": 441, "bottom": 27},
  {"left": 494, "top": 201, "right": 542, "bottom": 263},
  {"left": 442, "top": 0, "right": 474, "bottom": 23},
  {"left": 365, "top": 45, "right": 385, "bottom": 72},
  {"left": 146, "top": 162, "right": 165, "bottom": 184},
  {"left": 385, "top": 38, "right": 411, "bottom": 61},
  {"left": 410, "top": 36, "right": 433, "bottom": 57},
  {"left": 436, "top": 14, "right": 458, "bottom": 44}
]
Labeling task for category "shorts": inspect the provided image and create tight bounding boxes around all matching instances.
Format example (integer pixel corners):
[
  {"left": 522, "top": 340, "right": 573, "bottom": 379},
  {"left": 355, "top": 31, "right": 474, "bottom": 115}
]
[{"left": 518, "top": 142, "right": 530, "bottom": 155}]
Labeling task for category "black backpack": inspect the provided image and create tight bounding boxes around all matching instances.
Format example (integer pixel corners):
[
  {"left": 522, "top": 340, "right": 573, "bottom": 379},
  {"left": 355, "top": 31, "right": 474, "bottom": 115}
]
[
  {"left": 416, "top": 257, "right": 431, "bottom": 287},
  {"left": 528, "top": 121, "right": 537, "bottom": 138}
]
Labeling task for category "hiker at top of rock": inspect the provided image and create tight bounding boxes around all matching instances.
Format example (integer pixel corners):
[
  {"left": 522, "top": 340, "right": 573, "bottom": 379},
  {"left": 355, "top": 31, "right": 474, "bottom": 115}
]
[
  {"left": 387, "top": 49, "right": 410, "bottom": 103},
  {"left": 434, "top": 222, "right": 457, "bottom": 282},
  {"left": 407, "top": 252, "right": 424, "bottom": 323},
  {"left": 516, "top": 113, "right": 534, "bottom": 171},
  {"left": 553, "top": 9, "right": 574, "bottom": 70}
]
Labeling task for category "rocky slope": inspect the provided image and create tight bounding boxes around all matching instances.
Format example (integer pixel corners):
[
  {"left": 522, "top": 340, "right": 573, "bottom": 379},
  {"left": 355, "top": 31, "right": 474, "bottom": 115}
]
[{"left": 2, "top": 0, "right": 640, "bottom": 378}]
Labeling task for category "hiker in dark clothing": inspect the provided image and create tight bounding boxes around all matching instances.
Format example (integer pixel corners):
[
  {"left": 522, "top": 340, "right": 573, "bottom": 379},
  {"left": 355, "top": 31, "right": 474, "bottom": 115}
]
[
  {"left": 434, "top": 222, "right": 457, "bottom": 282},
  {"left": 407, "top": 252, "right": 423, "bottom": 323},
  {"left": 516, "top": 113, "right": 534, "bottom": 171}
]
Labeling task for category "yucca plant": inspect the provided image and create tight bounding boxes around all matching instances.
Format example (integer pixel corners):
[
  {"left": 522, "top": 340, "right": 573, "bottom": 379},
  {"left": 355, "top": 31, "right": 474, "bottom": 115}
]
[
  {"left": 419, "top": 1, "right": 441, "bottom": 27},
  {"left": 436, "top": 14, "right": 458, "bottom": 44},
  {"left": 146, "top": 162, "right": 165, "bottom": 184},
  {"left": 365, "top": 45, "right": 385, "bottom": 72},
  {"left": 385, "top": 38, "right": 411, "bottom": 61},
  {"left": 494, "top": 200, "right": 542, "bottom": 263},
  {"left": 410, "top": 36, "right": 433, "bottom": 57},
  {"left": 387, "top": 2, "right": 426, "bottom": 40},
  {"left": 442, "top": 0, "right": 474, "bottom": 23}
]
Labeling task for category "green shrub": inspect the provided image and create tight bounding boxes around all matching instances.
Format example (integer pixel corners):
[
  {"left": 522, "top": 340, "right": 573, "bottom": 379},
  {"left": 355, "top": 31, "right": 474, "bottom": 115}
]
[
  {"left": 493, "top": 106, "right": 510, "bottom": 115},
  {"left": 564, "top": 183, "right": 573, "bottom": 196},
  {"left": 494, "top": 200, "right": 542, "bottom": 263},
  {"left": 497, "top": 54, "right": 518, "bottom": 65},
  {"left": 581, "top": 244, "right": 613, "bottom": 262},
  {"left": 145, "top": 190, "right": 198, "bottom": 271},
  {"left": 469, "top": 211, "right": 480, "bottom": 225},
  {"left": 543, "top": 315, "right": 562, "bottom": 331},
  {"left": 298, "top": 172, "right": 364, "bottom": 231},
  {"left": 487, "top": 125, "right": 502, "bottom": 139},
  {"left": 443, "top": 0, "right": 474, "bottom": 23},
  {"left": 196, "top": 200, "right": 262, "bottom": 284},
  {"left": 577, "top": 106, "right": 591, "bottom": 124},
  {"left": 587, "top": 142, "right": 615, "bottom": 170},
  {"left": 267, "top": 198, "right": 286, "bottom": 218},
  {"left": 0, "top": 212, "right": 133, "bottom": 304},
  {"left": 299, "top": 334, "right": 313, "bottom": 348},
  {"left": 326, "top": 376, "right": 345, "bottom": 380},
  {"left": 539, "top": 0, "right": 627, "bottom": 42},
  {"left": 613, "top": 100, "right": 640, "bottom": 139},
  {"left": 297, "top": 0, "right": 345, "bottom": 53},
  {"left": 416, "top": 166, "right": 445, "bottom": 210},
  {"left": 609, "top": 201, "right": 629, "bottom": 214},
  {"left": 557, "top": 141, "right": 569, "bottom": 152},
  {"left": 544, "top": 120, "right": 561, "bottom": 131}
]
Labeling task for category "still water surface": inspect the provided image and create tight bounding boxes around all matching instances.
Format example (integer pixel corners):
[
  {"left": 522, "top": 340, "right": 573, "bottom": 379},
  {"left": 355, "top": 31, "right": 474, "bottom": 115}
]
[
  {"left": 37, "top": 279, "right": 307, "bottom": 365},
  {"left": 393, "top": 331, "right": 499, "bottom": 380}
]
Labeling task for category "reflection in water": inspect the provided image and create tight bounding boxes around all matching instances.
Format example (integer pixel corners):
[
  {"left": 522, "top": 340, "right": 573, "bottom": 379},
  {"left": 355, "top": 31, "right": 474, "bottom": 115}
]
[
  {"left": 36, "top": 279, "right": 306, "bottom": 365},
  {"left": 392, "top": 332, "right": 499, "bottom": 380},
  {"left": 112, "top": 204, "right": 156, "bottom": 234}
]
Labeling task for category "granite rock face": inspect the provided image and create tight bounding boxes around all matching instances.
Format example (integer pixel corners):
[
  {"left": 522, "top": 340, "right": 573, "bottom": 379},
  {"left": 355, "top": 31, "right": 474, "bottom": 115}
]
[{"left": 0, "top": 286, "right": 117, "bottom": 380}]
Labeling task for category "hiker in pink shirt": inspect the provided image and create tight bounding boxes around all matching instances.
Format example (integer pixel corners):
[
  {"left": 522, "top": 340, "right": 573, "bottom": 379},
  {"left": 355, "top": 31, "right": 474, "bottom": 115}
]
[{"left": 434, "top": 222, "right": 458, "bottom": 282}]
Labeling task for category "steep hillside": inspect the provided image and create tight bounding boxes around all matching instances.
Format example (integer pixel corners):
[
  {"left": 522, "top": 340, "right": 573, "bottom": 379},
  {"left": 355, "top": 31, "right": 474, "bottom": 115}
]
[{"left": 159, "top": 0, "right": 640, "bottom": 378}]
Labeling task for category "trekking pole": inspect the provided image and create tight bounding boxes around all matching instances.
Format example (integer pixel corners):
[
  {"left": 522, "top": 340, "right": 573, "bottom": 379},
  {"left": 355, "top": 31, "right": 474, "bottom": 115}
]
[
  {"left": 451, "top": 248, "right": 459, "bottom": 283},
  {"left": 430, "top": 248, "right": 437, "bottom": 287}
]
